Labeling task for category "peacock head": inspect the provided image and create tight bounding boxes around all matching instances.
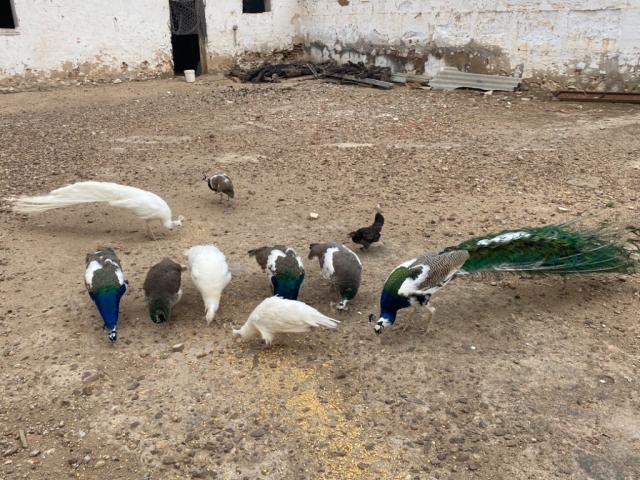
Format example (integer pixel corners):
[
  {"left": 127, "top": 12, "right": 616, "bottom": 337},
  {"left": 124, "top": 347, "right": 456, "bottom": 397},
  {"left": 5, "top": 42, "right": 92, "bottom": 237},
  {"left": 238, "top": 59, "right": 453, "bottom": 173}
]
[
  {"left": 369, "top": 313, "right": 394, "bottom": 335},
  {"left": 107, "top": 327, "right": 117, "bottom": 342},
  {"left": 149, "top": 305, "right": 170, "bottom": 324},
  {"left": 165, "top": 215, "right": 185, "bottom": 230}
]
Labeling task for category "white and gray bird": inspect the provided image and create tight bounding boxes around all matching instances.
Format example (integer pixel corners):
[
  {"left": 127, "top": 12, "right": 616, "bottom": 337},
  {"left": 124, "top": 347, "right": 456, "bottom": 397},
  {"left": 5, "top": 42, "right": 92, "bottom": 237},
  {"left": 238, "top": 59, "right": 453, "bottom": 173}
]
[
  {"left": 308, "top": 242, "right": 362, "bottom": 310},
  {"left": 232, "top": 296, "right": 339, "bottom": 346},
  {"left": 143, "top": 258, "right": 184, "bottom": 324},
  {"left": 204, "top": 173, "right": 234, "bottom": 202},
  {"left": 184, "top": 245, "right": 231, "bottom": 324},
  {"left": 6, "top": 181, "right": 184, "bottom": 237},
  {"left": 248, "top": 245, "right": 305, "bottom": 300}
]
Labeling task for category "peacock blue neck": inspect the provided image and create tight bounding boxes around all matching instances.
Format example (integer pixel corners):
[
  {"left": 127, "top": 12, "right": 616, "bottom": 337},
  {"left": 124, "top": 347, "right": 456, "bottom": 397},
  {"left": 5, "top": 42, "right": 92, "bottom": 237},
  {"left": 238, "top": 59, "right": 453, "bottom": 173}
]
[
  {"left": 272, "top": 273, "right": 304, "bottom": 301},
  {"left": 90, "top": 285, "right": 126, "bottom": 331},
  {"left": 379, "top": 288, "right": 410, "bottom": 325}
]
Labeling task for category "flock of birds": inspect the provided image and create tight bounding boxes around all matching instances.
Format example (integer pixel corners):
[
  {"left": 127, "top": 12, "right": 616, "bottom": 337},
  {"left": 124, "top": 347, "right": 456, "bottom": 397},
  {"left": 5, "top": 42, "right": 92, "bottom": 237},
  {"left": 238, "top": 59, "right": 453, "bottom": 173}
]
[{"left": 7, "top": 175, "right": 638, "bottom": 344}]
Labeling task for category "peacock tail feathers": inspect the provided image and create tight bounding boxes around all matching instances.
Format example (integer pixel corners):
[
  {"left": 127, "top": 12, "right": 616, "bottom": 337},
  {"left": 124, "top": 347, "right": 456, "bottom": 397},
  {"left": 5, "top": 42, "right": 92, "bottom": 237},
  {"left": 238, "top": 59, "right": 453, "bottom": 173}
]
[{"left": 448, "top": 223, "right": 637, "bottom": 275}]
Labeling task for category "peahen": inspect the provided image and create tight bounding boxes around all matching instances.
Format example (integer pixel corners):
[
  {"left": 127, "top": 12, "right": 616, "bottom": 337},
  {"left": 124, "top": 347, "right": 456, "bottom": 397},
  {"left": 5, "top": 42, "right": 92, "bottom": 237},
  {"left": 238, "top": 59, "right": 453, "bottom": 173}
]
[
  {"left": 370, "top": 223, "right": 638, "bottom": 334},
  {"left": 308, "top": 242, "right": 362, "bottom": 310},
  {"left": 184, "top": 245, "right": 231, "bottom": 325},
  {"left": 143, "top": 258, "right": 183, "bottom": 323},
  {"left": 233, "top": 296, "right": 339, "bottom": 346},
  {"left": 204, "top": 173, "right": 234, "bottom": 202}
]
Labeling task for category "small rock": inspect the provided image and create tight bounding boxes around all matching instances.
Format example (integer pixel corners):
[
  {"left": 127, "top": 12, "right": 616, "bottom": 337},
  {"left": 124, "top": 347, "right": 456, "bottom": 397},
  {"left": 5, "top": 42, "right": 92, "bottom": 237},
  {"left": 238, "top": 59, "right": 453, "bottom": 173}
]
[
  {"left": 29, "top": 450, "right": 40, "bottom": 457},
  {"left": 162, "top": 455, "right": 179, "bottom": 465},
  {"left": 3, "top": 447, "right": 18, "bottom": 457},
  {"left": 95, "top": 459, "right": 106, "bottom": 468},
  {"left": 357, "top": 462, "right": 370, "bottom": 470},
  {"left": 557, "top": 206, "right": 570, "bottom": 213},
  {"left": 112, "top": 79, "right": 122, "bottom": 84},
  {"left": 171, "top": 343, "right": 185, "bottom": 353},
  {"left": 190, "top": 468, "right": 206, "bottom": 478},
  {"left": 126, "top": 381, "right": 140, "bottom": 391},
  {"left": 308, "top": 212, "right": 319, "bottom": 220},
  {"left": 334, "top": 371, "right": 347, "bottom": 380},
  {"left": 250, "top": 429, "right": 266, "bottom": 438},
  {"left": 468, "top": 462, "right": 479, "bottom": 471}
]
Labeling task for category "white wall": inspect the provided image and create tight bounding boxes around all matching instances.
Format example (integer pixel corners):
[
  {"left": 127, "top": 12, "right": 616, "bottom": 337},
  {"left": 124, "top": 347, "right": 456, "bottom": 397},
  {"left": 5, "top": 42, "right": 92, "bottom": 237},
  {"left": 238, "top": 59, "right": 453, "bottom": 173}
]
[
  {"left": 205, "top": 0, "right": 302, "bottom": 58},
  {"left": 1, "top": 0, "right": 639, "bottom": 86},
  {"left": 297, "top": 0, "right": 640, "bottom": 86},
  {"left": 0, "top": 0, "right": 173, "bottom": 81}
]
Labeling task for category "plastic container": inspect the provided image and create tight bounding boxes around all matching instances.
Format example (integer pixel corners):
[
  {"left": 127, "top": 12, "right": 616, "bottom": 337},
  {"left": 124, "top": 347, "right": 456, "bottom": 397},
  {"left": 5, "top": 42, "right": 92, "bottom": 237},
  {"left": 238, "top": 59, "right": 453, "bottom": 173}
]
[{"left": 184, "top": 70, "right": 196, "bottom": 83}]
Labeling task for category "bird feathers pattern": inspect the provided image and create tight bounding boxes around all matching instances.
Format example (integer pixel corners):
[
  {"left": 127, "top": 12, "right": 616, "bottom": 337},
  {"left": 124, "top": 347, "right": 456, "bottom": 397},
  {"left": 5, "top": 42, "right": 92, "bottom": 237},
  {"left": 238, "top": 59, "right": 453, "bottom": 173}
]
[
  {"left": 185, "top": 245, "right": 231, "bottom": 324},
  {"left": 143, "top": 258, "right": 183, "bottom": 323},
  {"left": 449, "top": 223, "right": 637, "bottom": 275},
  {"left": 309, "top": 242, "right": 362, "bottom": 307},
  {"left": 84, "top": 247, "right": 128, "bottom": 342},
  {"left": 249, "top": 246, "right": 304, "bottom": 300},
  {"left": 233, "top": 296, "right": 339, "bottom": 345},
  {"left": 8, "top": 181, "right": 183, "bottom": 230},
  {"left": 349, "top": 212, "right": 384, "bottom": 249}
]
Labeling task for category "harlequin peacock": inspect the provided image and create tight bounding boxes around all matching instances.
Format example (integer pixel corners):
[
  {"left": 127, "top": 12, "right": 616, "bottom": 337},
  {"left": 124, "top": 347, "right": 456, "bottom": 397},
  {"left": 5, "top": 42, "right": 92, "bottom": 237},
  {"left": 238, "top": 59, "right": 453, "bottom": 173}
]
[
  {"left": 308, "top": 242, "right": 362, "bottom": 310},
  {"left": 84, "top": 247, "right": 128, "bottom": 342},
  {"left": 248, "top": 245, "right": 305, "bottom": 300},
  {"left": 370, "top": 223, "right": 638, "bottom": 334}
]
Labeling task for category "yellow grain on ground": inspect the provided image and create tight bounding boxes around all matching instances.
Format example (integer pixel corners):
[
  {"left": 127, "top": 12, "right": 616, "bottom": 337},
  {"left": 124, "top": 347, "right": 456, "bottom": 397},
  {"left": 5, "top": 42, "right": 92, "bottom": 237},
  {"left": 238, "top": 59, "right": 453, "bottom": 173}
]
[{"left": 247, "top": 350, "right": 403, "bottom": 480}]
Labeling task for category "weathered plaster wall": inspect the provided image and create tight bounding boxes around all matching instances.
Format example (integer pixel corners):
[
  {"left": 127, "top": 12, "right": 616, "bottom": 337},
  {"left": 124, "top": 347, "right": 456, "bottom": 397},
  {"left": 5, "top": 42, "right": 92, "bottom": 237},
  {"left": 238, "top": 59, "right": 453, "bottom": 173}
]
[
  {"left": 298, "top": 0, "right": 640, "bottom": 89},
  {"left": 0, "top": 0, "right": 173, "bottom": 84},
  {"left": 204, "top": 0, "right": 302, "bottom": 66},
  {"left": 2, "top": 0, "right": 639, "bottom": 88}
]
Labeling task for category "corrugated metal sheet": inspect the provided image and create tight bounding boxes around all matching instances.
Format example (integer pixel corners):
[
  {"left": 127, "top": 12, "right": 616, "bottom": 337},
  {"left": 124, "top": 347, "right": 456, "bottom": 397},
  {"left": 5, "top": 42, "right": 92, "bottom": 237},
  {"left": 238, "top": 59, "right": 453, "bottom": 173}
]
[{"left": 429, "top": 67, "right": 520, "bottom": 91}]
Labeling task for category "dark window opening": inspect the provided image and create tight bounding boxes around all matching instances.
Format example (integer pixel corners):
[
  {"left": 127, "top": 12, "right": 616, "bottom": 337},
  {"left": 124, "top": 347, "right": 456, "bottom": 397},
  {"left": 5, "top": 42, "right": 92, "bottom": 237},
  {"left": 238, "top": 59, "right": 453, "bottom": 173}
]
[
  {"left": 243, "top": 0, "right": 270, "bottom": 14},
  {"left": 171, "top": 34, "right": 201, "bottom": 74},
  {"left": 0, "top": 0, "right": 17, "bottom": 29}
]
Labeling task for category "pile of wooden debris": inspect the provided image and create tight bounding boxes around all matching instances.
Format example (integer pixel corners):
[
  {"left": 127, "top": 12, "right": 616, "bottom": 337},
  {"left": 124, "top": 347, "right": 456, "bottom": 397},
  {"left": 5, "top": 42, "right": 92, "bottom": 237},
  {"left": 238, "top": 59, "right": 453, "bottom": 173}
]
[
  {"left": 226, "top": 61, "right": 523, "bottom": 92},
  {"left": 226, "top": 61, "right": 394, "bottom": 89}
]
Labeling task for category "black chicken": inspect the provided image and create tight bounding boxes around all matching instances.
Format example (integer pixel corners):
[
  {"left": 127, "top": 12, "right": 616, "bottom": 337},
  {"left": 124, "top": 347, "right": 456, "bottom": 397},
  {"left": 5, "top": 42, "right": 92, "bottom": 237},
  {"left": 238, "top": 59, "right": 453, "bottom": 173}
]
[{"left": 349, "top": 212, "right": 384, "bottom": 249}]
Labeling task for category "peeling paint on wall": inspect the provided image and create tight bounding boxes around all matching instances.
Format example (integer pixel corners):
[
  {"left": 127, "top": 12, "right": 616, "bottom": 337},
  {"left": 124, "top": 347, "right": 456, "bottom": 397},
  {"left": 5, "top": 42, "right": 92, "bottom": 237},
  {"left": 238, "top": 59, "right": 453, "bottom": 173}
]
[
  {"left": 0, "top": 0, "right": 174, "bottom": 87},
  {"left": 2, "top": 0, "right": 639, "bottom": 89},
  {"left": 297, "top": 0, "right": 640, "bottom": 90}
]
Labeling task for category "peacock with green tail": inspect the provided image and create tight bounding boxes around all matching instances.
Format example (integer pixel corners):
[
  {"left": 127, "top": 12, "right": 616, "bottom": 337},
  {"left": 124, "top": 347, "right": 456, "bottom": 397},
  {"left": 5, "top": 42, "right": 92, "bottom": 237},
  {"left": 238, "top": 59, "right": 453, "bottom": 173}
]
[{"left": 370, "top": 223, "right": 638, "bottom": 334}]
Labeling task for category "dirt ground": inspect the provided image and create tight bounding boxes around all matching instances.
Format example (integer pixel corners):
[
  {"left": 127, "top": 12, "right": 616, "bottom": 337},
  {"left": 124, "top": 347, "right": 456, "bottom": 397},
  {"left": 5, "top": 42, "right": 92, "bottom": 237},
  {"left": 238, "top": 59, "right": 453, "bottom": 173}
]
[{"left": 1, "top": 75, "right": 639, "bottom": 480}]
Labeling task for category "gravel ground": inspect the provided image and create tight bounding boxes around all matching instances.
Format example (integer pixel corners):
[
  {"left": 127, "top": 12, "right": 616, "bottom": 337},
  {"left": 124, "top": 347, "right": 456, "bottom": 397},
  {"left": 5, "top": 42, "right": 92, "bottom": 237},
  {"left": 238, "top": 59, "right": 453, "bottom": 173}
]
[{"left": 1, "top": 75, "right": 639, "bottom": 480}]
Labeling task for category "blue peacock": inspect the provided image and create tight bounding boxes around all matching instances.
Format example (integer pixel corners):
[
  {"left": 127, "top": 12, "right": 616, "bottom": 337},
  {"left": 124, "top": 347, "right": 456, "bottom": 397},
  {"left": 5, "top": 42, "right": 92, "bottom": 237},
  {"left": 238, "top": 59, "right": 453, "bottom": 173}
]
[
  {"left": 84, "top": 247, "right": 128, "bottom": 342},
  {"left": 370, "top": 223, "right": 638, "bottom": 334}
]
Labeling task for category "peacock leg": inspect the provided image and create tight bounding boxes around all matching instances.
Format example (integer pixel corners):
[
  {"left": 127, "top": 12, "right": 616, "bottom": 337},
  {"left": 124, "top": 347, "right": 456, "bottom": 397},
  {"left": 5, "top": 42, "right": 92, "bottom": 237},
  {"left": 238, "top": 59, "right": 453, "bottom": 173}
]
[
  {"left": 423, "top": 304, "right": 436, "bottom": 333},
  {"left": 145, "top": 221, "right": 157, "bottom": 241},
  {"left": 402, "top": 306, "right": 420, "bottom": 333}
]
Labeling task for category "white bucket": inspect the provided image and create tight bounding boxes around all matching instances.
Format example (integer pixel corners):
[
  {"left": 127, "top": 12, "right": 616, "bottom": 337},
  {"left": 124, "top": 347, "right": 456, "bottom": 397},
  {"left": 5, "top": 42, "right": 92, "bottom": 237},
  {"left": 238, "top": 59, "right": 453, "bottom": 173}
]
[{"left": 184, "top": 70, "right": 196, "bottom": 83}]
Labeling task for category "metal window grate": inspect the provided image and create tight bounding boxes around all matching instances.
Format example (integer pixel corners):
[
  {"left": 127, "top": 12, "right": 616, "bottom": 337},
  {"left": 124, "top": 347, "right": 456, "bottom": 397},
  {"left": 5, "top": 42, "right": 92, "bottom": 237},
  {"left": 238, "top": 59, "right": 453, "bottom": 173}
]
[{"left": 169, "top": 0, "right": 198, "bottom": 35}]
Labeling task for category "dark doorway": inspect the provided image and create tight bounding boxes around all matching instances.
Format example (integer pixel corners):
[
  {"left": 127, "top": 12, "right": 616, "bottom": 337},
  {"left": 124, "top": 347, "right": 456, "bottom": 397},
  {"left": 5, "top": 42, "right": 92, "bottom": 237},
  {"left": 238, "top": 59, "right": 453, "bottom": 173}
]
[
  {"left": 169, "top": 0, "right": 207, "bottom": 75},
  {"left": 171, "top": 34, "right": 200, "bottom": 73},
  {"left": 0, "top": 0, "right": 17, "bottom": 29}
]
